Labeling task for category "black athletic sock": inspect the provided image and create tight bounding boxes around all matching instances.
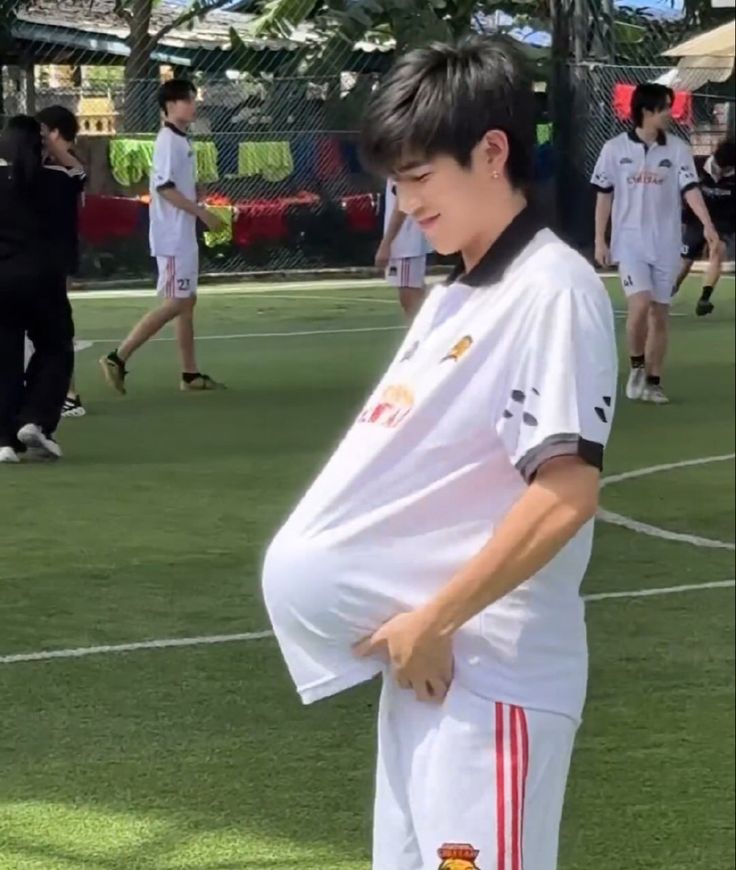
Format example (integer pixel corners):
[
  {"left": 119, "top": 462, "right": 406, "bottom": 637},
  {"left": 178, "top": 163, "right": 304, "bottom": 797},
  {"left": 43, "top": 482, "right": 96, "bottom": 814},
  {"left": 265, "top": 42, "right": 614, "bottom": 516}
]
[
  {"left": 701, "top": 285, "right": 714, "bottom": 301},
  {"left": 630, "top": 354, "right": 645, "bottom": 369},
  {"left": 182, "top": 372, "right": 201, "bottom": 384},
  {"left": 108, "top": 350, "right": 124, "bottom": 367},
  {"left": 646, "top": 375, "right": 661, "bottom": 386}
]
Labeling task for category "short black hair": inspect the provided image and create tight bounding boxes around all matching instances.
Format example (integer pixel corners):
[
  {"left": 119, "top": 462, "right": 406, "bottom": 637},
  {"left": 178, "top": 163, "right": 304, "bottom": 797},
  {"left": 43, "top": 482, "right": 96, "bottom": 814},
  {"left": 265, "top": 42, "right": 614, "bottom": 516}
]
[
  {"left": 360, "top": 36, "right": 535, "bottom": 188},
  {"left": 36, "top": 105, "right": 79, "bottom": 143},
  {"left": 714, "top": 138, "right": 736, "bottom": 170},
  {"left": 631, "top": 83, "right": 674, "bottom": 127},
  {"left": 158, "top": 79, "right": 197, "bottom": 114}
]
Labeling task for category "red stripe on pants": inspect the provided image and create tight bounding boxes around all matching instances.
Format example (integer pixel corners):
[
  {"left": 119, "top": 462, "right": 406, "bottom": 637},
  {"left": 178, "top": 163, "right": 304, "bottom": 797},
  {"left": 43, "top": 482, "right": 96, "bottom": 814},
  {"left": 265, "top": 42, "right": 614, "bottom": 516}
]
[{"left": 496, "top": 703, "right": 506, "bottom": 870}]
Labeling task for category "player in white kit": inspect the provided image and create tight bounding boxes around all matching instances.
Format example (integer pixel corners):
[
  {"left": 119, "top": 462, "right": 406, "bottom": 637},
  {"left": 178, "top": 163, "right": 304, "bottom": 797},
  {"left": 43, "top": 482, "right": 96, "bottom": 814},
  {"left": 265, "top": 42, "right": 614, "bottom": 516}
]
[
  {"left": 592, "top": 82, "right": 718, "bottom": 405},
  {"left": 263, "top": 37, "right": 618, "bottom": 870},
  {"left": 99, "top": 79, "right": 224, "bottom": 394},
  {"left": 375, "top": 180, "right": 433, "bottom": 320}
]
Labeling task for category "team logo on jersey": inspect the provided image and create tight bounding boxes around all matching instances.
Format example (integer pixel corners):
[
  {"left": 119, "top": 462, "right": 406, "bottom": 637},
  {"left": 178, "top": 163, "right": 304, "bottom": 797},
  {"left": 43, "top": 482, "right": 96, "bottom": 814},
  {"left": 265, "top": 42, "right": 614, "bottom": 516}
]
[
  {"left": 619, "top": 156, "right": 634, "bottom": 164},
  {"left": 658, "top": 158, "right": 673, "bottom": 168},
  {"left": 442, "top": 335, "right": 474, "bottom": 363},
  {"left": 437, "top": 843, "right": 481, "bottom": 869},
  {"left": 358, "top": 384, "right": 414, "bottom": 429},
  {"left": 401, "top": 340, "right": 419, "bottom": 362}
]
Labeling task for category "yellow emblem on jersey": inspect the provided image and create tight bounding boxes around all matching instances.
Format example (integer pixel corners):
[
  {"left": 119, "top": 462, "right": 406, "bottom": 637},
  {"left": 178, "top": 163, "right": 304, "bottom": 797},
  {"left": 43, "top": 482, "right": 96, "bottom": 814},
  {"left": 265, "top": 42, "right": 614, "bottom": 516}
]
[
  {"left": 437, "top": 843, "right": 481, "bottom": 869},
  {"left": 442, "top": 335, "right": 474, "bottom": 363}
]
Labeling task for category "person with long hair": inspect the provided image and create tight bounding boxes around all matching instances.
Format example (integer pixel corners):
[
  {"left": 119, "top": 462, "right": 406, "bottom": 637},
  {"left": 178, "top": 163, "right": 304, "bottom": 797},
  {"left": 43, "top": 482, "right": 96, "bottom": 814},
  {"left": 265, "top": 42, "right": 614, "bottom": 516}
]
[{"left": 0, "top": 115, "right": 74, "bottom": 463}]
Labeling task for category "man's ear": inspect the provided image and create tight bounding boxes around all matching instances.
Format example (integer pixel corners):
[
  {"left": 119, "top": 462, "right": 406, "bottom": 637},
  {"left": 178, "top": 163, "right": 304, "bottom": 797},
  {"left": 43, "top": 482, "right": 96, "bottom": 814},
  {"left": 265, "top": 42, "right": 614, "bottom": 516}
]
[{"left": 481, "top": 129, "right": 510, "bottom": 177}]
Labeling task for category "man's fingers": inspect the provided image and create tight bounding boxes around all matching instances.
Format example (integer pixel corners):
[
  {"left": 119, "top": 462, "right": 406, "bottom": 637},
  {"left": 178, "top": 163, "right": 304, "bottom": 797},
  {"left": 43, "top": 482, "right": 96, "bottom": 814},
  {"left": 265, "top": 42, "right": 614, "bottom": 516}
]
[{"left": 354, "top": 636, "right": 377, "bottom": 658}]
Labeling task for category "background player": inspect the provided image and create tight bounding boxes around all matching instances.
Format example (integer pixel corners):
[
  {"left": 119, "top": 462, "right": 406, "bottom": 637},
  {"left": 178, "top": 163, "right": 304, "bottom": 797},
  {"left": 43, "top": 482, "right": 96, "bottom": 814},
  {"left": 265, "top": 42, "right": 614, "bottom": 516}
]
[
  {"left": 592, "top": 83, "right": 719, "bottom": 404},
  {"left": 674, "top": 138, "right": 735, "bottom": 316},
  {"left": 375, "top": 179, "right": 433, "bottom": 320},
  {"left": 263, "top": 36, "right": 617, "bottom": 870},
  {"left": 37, "top": 106, "right": 87, "bottom": 418},
  {"left": 100, "top": 80, "right": 224, "bottom": 394}
]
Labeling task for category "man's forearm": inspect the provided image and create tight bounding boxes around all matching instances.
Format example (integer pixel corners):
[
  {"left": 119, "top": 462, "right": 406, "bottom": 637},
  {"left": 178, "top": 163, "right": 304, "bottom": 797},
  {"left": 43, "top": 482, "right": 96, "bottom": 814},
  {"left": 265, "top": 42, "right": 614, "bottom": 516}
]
[
  {"left": 422, "top": 457, "right": 600, "bottom": 636},
  {"left": 159, "top": 186, "right": 205, "bottom": 219},
  {"left": 684, "top": 188, "right": 715, "bottom": 231},
  {"left": 595, "top": 193, "right": 612, "bottom": 243}
]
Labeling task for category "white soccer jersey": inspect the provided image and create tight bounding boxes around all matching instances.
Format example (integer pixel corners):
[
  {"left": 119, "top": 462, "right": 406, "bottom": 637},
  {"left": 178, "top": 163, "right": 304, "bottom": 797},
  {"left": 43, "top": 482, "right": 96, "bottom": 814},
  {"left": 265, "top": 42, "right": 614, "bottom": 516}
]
[
  {"left": 384, "top": 180, "right": 433, "bottom": 259},
  {"left": 149, "top": 123, "right": 197, "bottom": 257},
  {"left": 591, "top": 130, "right": 699, "bottom": 265},
  {"left": 262, "top": 208, "right": 618, "bottom": 724}
]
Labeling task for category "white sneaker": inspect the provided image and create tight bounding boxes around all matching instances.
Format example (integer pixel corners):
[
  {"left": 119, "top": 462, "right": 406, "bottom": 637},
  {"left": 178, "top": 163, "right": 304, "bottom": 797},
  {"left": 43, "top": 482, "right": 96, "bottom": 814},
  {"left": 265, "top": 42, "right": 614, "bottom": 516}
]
[
  {"left": 641, "top": 384, "right": 670, "bottom": 405},
  {"left": 625, "top": 368, "right": 646, "bottom": 400},
  {"left": 0, "top": 446, "right": 20, "bottom": 464},
  {"left": 17, "top": 424, "right": 63, "bottom": 459}
]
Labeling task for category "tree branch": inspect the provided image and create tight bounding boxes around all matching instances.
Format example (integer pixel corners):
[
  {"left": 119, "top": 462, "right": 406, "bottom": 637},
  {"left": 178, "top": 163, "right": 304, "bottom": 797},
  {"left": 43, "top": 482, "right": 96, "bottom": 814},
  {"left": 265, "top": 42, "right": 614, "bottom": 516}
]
[
  {"left": 151, "top": 0, "right": 235, "bottom": 46},
  {"left": 114, "top": 0, "right": 134, "bottom": 24}
]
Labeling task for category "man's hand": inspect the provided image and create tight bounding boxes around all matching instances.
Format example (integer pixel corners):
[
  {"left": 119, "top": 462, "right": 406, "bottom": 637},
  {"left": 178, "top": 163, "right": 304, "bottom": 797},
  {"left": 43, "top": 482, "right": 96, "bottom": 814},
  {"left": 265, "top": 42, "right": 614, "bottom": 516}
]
[
  {"left": 200, "top": 209, "right": 225, "bottom": 233},
  {"left": 594, "top": 239, "right": 611, "bottom": 268},
  {"left": 374, "top": 240, "right": 391, "bottom": 270},
  {"left": 355, "top": 610, "right": 454, "bottom": 703}
]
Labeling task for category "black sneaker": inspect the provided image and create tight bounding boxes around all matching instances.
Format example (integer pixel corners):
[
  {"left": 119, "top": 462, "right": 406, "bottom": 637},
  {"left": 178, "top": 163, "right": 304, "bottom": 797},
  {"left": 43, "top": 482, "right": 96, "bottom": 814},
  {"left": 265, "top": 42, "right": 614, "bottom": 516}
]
[
  {"left": 695, "top": 298, "right": 715, "bottom": 317},
  {"left": 61, "top": 394, "right": 86, "bottom": 418}
]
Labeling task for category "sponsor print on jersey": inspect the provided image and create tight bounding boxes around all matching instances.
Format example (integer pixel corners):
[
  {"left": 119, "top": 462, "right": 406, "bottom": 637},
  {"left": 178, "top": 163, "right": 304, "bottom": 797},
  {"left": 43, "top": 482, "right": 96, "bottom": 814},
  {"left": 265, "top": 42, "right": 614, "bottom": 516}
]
[
  {"left": 442, "top": 335, "right": 474, "bottom": 363},
  {"left": 437, "top": 843, "right": 481, "bottom": 870},
  {"left": 358, "top": 384, "right": 415, "bottom": 429},
  {"left": 626, "top": 171, "right": 666, "bottom": 186}
]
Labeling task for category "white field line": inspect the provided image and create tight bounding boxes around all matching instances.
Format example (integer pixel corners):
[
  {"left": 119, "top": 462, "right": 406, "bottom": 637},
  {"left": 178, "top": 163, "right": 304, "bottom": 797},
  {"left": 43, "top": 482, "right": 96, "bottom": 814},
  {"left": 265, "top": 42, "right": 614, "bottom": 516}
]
[{"left": 1, "top": 580, "right": 733, "bottom": 666}]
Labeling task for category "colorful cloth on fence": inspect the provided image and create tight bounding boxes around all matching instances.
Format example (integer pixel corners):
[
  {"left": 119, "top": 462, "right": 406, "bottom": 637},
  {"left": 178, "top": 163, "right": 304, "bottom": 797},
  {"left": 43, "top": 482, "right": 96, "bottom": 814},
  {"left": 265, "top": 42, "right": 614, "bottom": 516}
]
[
  {"left": 536, "top": 123, "right": 553, "bottom": 145},
  {"left": 238, "top": 142, "right": 294, "bottom": 182},
  {"left": 203, "top": 205, "right": 235, "bottom": 248},
  {"left": 316, "top": 138, "right": 345, "bottom": 181},
  {"left": 613, "top": 83, "right": 693, "bottom": 126},
  {"left": 341, "top": 193, "right": 378, "bottom": 233},
  {"left": 109, "top": 139, "right": 220, "bottom": 186},
  {"left": 233, "top": 193, "right": 319, "bottom": 246},
  {"left": 292, "top": 137, "right": 318, "bottom": 180},
  {"left": 79, "top": 195, "right": 142, "bottom": 244}
]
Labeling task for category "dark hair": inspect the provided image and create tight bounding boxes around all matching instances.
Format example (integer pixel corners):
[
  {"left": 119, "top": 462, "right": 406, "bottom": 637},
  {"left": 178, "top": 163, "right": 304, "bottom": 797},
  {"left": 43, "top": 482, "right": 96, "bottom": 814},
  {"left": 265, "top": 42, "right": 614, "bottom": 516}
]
[
  {"left": 36, "top": 105, "right": 79, "bottom": 142},
  {"left": 0, "top": 115, "right": 43, "bottom": 191},
  {"left": 158, "top": 79, "right": 197, "bottom": 114},
  {"left": 714, "top": 138, "right": 736, "bottom": 170},
  {"left": 360, "top": 36, "right": 535, "bottom": 187},
  {"left": 631, "top": 83, "right": 674, "bottom": 126}
]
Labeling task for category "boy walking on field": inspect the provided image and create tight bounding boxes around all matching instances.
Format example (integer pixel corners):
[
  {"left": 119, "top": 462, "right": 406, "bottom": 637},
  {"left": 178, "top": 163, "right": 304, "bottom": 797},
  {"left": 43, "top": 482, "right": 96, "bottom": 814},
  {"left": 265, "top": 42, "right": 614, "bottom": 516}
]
[{"left": 100, "top": 80, "right": 224, "bottom": 394}]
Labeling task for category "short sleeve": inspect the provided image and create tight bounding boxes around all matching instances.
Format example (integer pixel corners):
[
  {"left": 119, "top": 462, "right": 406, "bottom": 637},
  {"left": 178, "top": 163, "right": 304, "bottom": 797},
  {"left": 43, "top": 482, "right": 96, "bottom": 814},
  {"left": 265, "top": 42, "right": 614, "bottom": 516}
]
[
  {"left": 678, "top": 145, "right": 699, "bottom": 193},
  {"left": 152, "top": 134, "right": 176, "bottom": 190},
  {"left": 495, "top": 283, "right": 618, "bottom": 483},
  {"left": 591, "top": 142, "right": 615, "bottom": 193}
]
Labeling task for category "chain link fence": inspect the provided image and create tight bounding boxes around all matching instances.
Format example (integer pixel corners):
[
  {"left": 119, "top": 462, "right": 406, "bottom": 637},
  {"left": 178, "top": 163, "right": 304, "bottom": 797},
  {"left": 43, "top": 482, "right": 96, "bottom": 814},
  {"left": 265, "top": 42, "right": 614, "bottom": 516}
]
[
  {"left": 2, "top": 0, "right": 735, "bottom": 278},
  {"left": 1, "top": 0, "right": 395, "bottom": 280}
]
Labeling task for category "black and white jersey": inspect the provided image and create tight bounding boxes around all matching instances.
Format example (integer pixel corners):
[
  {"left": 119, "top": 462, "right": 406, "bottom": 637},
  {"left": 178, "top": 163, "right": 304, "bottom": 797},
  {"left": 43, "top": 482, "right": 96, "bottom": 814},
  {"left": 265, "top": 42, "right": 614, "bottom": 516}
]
[{"left": 683, "top": 155, "right": 735, "bottom": 233}]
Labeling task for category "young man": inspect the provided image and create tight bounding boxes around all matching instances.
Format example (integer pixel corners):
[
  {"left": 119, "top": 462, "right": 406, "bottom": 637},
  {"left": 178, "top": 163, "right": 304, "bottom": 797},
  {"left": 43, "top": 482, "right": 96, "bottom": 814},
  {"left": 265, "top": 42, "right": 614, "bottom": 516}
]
[
  {"left": 36, "top": 106, "right": 87, "bottom": 418},
  {"left": 592, "top": 82, "right": 718, "bottom": 405},
  {"left": 263, "top": 37, "right": 618, "bottom": 870},
  {"left": 375, "top": 179, "right": 433, "bottom": 320},
  {"left": 674, "top": 138, "right": 735, "bottom": 316},
  {"left": 100, "top": 80, "right": 224, "bottom": 394}
]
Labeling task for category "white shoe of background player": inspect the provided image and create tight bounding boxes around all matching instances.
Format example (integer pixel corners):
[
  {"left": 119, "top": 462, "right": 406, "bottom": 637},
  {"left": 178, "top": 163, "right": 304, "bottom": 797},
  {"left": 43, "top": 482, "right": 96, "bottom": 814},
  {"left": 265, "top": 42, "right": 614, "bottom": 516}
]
[
  {"left": 17, "top": 424, "right": 63, "bottom": 460},
  {"left": 0, "top": 446, "right": 20, "bottom": 464},
  {"left": 625, "top": 368, "right": 646, "bottom": 400},
  {"left": 641, "top": 384, "right": 670, "bottom": 405}
]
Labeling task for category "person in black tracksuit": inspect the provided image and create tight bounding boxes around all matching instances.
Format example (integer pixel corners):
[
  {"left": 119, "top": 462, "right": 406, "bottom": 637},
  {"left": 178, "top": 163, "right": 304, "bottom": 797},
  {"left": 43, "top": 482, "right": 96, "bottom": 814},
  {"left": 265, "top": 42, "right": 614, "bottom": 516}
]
[
  {"left": 0, "top": 115, "right": 75, "bottom": 463},
  {"left": 674, "top": 138, "right": 736, "bottom": 316}
]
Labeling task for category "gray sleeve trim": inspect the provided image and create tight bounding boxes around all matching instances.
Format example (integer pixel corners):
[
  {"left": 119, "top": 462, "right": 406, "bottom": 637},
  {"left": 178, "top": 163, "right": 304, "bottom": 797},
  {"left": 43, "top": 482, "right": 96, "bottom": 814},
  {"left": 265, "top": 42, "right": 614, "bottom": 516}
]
[{"left": 516, "top": 434, "right": 604, "bottom": 483}]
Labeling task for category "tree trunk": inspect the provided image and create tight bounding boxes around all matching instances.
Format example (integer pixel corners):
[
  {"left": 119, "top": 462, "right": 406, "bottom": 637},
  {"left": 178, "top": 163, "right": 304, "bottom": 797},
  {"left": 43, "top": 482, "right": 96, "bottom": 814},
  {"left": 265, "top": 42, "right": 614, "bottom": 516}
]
[{"left": 122, "top": 0, "right": 160, "bottom": 132}]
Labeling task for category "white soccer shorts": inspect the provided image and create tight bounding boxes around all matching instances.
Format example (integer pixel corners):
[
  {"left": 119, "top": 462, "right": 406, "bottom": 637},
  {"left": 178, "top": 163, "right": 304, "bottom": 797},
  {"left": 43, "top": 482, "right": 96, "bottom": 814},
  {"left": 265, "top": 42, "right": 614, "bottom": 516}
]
[
  {"left": 373, "top": 676, "right": 577, "bottom": 870},
  {"left": 386, "top": 256, "right": 427, "bottom": 290},
  {"left": 156, "top": 248, "right": 199, "bottom": 299},
  {"left": 617, "top": 254, "right": 679, "bottom": 305}
]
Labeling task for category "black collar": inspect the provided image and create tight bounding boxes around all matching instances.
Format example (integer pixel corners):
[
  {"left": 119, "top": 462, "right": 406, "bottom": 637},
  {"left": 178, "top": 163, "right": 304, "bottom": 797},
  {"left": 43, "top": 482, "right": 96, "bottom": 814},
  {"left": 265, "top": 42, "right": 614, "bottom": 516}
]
[
  {"left": 447, "top": 205, "right": 546, "bottom": 288},
  {"left": 165, "top": 122, "right": 188, "bottom": 138},
  {"left": 628, "top": 129, "right": 666, "bottom": 147}
]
